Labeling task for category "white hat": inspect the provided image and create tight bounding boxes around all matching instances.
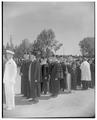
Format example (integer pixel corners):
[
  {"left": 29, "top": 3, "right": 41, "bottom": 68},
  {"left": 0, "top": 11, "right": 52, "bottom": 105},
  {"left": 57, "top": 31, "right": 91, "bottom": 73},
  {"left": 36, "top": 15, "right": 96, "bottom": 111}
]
[{"left": 6, "top": 50, "right": 14, "bottom": 55}]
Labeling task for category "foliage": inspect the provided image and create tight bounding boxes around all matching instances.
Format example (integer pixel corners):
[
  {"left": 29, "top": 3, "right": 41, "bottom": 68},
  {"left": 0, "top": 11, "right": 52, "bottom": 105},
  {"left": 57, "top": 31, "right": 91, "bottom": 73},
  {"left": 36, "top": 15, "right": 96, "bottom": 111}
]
[
  {"left": 3, "top": 29, "right": 63, "bottom": 58},
  {"left": 14, "top": 39, "right": 31, "bottom": 58},
  {"left": 32, "top": 29, "right": 63, "bottom": 57},
  {"left": 79, "top": 37, "right": 94, "bottom": 57}
]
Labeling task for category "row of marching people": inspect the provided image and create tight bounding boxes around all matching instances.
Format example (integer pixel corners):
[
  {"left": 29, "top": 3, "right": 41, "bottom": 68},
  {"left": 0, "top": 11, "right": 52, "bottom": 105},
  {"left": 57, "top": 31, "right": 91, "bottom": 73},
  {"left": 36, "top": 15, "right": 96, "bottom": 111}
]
[{"left": 20, "top": 52, "right": 95, "bottom": 103}]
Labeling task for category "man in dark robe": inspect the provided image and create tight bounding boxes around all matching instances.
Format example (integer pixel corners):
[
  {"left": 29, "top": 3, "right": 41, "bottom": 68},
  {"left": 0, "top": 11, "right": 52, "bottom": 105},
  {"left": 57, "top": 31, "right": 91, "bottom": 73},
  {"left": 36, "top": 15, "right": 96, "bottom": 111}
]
[
  {"left": 48, "top": 58, "right": 55, "bottom": 94},
  {"left": 41, "top": 59, "right": 49, "bottom": 94},
  {"left": 76, "top": 60, "right": 81, "bottom": 88},
  {"left": 20, "top": 53, "right": 31, "bottom": 98},
  {"left": 60, "top": 61, "right": 66, "bottom": 91},
  {"left": 71, "top": 62, "right": 77, "bottom": 90},
  {"left": 40, "top": 58, "right": 44, "bottom": 94},
  {"left": 49, "top": 57, "right": 61, "bottom": 97},
  {"left": 29, "top": 54, "right": 41, "bottom": 103},
  {"left": 40, "top": 63, "right": 43, "bottom": 93}
]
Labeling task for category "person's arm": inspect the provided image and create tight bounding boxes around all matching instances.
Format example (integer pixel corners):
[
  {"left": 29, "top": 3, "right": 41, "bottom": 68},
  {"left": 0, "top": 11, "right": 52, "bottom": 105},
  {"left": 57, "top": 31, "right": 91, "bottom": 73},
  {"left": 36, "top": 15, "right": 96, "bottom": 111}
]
[
  {"left": 9, "top": 63, "right": 17, "bottom": 84},
  {"left": 20, "top": 63, "right": 23, "bottom": 75}
]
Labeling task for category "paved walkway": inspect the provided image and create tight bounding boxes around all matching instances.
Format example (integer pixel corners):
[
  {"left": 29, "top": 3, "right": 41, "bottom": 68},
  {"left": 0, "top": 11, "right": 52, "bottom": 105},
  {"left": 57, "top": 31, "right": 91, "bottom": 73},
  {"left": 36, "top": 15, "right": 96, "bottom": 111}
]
[{"left": 3, "top": 89, "right": 95, "bottom": 118}]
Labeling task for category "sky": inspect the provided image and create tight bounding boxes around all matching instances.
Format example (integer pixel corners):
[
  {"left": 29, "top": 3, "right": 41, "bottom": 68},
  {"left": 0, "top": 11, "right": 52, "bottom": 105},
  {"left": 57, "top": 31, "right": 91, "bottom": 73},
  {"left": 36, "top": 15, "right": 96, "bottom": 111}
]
[{"left": 3, "top": 2, "right": 94, "bottom": 55}]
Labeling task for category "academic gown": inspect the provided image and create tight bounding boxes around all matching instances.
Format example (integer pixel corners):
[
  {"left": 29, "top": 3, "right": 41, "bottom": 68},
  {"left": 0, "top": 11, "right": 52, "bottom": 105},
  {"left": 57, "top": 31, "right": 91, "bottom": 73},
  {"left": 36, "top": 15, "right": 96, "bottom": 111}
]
[
  {"left": 76, "top": 65, "right": 81, "bottom": 86},
  {"left": 3, "top": 58, "right": 17, "bottom": 108},
  {"left": 49, "top": 63, "right": 54, "bottom": 93},
  {"left": 50, "top": 62, "right": 61, "bottom": 95},
  {"left": 61, "top": 62, "right": 66, "bottom": 89},
  {"left": 20, "top": 60, "right": 31, "bottom": 97},
  {"left": 40, "top": 65, "right": 43, "bottom": 92},
  {"left": 71, "top": 68, "right": 77, "bottom": 90},
  {"left": 41, "top": 64, "right": 49, "bottom": 94},
  {"left": 29, "top": 60, "right": 41, "bottom": 98}
]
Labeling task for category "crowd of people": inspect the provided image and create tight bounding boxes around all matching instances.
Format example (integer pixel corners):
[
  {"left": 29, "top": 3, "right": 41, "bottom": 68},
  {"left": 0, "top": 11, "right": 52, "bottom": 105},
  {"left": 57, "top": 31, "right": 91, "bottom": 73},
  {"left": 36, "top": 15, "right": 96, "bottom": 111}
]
[
  {"left": 18, "top": 52, "right": 95, "bottom": 103},
  {"left": 3, "top": 50, "right": 95, "bottom": 110}
]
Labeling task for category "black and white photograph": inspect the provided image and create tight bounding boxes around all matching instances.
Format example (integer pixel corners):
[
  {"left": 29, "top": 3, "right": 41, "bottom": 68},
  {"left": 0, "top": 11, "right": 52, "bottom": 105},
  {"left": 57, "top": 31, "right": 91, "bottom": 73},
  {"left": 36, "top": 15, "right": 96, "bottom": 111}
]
[{"left": 2, "top": 1, "right": 95, "bottom": 118}]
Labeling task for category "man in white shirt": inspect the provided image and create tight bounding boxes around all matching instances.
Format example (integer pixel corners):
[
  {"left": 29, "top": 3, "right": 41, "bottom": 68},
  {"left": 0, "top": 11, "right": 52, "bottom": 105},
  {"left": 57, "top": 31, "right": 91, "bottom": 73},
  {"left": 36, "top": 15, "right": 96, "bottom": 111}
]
[
  {"left": 80, "top": 58, "right": 91, "bottom": 90},
  {"left": 3, "top": 50, "right": 17, "bottom": 110}
]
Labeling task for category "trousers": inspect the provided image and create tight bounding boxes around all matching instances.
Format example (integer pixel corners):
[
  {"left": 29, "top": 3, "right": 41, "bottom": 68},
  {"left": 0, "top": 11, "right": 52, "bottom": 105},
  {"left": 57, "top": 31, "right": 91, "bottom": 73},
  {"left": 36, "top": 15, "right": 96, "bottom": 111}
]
[{"left": 5, "top": 83, "right": 15, "bottom": 108}]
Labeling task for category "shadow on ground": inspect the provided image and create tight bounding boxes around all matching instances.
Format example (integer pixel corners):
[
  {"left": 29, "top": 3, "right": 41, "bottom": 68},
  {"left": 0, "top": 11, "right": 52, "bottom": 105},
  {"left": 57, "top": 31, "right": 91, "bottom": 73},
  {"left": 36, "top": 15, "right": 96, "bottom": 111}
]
[
  {"left": 15, "top": 94, "right": 51, "bottom": 105},
  {"left": 15, "top": 96, "right": 32, "bottom": 105},
  {"left": 39, "top": 95, "right": 51, "bottom": 100}
]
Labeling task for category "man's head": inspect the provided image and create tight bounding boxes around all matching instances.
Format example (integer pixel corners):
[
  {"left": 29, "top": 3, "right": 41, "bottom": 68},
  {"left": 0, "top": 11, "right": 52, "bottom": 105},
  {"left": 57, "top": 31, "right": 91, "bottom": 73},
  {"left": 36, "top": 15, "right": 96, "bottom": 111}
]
[
  {"left": 88, "top": 58, "right": 92, "bottom": 64},
  {"left": 24, "top": 53, "right": 29, "bottom": 60},
  {"left": 60, "top": 56, "right": 64, "bottom": 63},
  {"left": 72, "top": 62, "right": 76, "bottom": 69},
  {"left": 76, "top": 60, "right": 80, "bottom": 66},
  {"left": 52, "top": 55, "right": 58, "bottom": 62},
  {"left": 83, "top": 57, "right": 88, "bottom": 61},
  {"left": 48, "top": 57, "right": 53, "bottom": 63},
  {"left": 30, "top": 54, "right": 36, "bottom": 62},
  {"left": 6, "top": 50, "right": 14, "bottom": 60}
]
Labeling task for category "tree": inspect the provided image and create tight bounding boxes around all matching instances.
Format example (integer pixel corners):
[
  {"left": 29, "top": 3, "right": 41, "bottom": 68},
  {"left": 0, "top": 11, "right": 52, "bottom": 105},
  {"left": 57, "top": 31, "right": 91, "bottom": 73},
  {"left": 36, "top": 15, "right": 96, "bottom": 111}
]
[
  {"left": 79, "top": 37, "right": 94, "bottom": 57},
  {"left": 54, "top": 43, "right": 63, "bottom": 52},
  {"left": 14, "top": 39, "right": 31, "bottom": 58},
  {"left": 5, "top": 35, "right": 14, "bottom": 52},
  {"left": 6, "top": 42, "right": 10, "bottom": 50},
  {"left": 32, "top": 29, "right": 63, "bottom": 57},
  {"left": 10, "top": 35, "right": 14, "bottom": 50}
]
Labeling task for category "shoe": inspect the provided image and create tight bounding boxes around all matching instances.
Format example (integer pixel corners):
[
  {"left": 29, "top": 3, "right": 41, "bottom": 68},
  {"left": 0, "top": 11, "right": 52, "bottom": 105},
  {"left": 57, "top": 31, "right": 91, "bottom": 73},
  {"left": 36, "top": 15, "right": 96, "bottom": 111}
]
[
  {"left": 28, "top": 98, "right": 33, "bottom": 101},
  {"left": 27, "top": 97, "right": 30, "bottom": 99},
  {"left": 82, "top": 88, "right": 88, "bottom": 90},
  {"left": 51, "top": 94, "right": 58, "bottom": 98},
  {"left": 67, "top": 91, "right": 71, "bottom": 94},
  {"left": 32, "top": 99, "right": 39, "bottom": 104},
  {"left": 61, "top": 88, "right": 63, "bottom": 91}
]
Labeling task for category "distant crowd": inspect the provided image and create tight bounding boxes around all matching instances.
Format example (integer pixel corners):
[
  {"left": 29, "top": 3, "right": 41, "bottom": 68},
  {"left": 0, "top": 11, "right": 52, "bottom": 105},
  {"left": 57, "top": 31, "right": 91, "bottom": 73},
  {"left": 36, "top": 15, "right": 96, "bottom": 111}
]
[{"left": 3, "top": 52, "right": 95, "bottom": 104}]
